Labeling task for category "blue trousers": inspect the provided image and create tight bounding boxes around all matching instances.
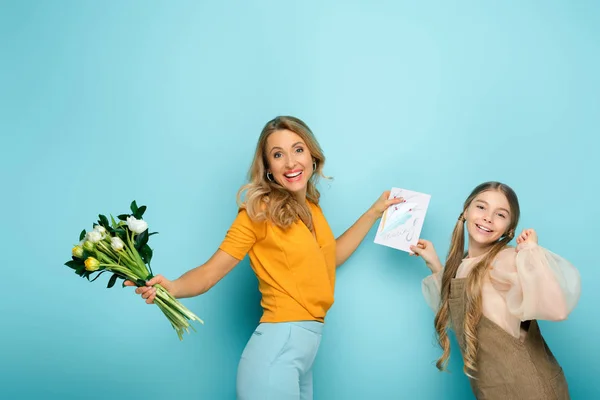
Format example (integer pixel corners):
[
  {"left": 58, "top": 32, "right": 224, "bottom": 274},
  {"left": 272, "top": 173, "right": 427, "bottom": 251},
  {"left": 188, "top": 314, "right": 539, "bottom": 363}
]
[{"left": 236, "top": 321, "right": 324, "bottom": 400}]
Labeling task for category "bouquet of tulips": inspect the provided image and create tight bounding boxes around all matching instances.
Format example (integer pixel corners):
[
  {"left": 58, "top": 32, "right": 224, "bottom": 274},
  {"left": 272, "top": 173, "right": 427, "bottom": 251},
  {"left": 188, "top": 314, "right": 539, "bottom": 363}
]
[{"left": 65, "top": 201, "right": 203, "bottom": 340}]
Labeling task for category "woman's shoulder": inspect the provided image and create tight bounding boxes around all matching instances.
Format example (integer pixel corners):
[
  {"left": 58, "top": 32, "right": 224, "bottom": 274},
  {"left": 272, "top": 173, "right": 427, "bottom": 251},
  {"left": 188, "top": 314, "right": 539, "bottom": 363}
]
[{"left": 235, "top": 205, "right": 267, "bottom": 227}]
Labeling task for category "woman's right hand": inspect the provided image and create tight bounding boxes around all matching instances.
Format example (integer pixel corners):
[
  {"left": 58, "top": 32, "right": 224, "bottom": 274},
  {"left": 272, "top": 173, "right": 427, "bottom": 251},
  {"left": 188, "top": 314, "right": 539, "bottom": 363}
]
[
  {"left": 410, "top": 239, "right": 443, "bottom": 273},
  {"left": 124, "top": 274, "right": 176, "bottom": 304}
]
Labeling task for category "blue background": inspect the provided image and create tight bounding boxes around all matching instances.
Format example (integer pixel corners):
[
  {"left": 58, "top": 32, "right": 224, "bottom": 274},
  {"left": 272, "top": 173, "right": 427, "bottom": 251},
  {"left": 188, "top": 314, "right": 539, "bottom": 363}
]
[{"left": 1, "top": 1, "right": 598, "bottom": 398}]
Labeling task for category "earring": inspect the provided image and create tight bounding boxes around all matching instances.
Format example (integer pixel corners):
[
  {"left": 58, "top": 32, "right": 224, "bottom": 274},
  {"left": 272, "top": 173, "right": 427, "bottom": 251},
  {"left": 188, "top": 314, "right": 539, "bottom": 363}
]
[
  {"left": 313, "top": 161, "right": 317, "bottom": 171},
  {"left": 458, "top": 214, "right": 465, "bottom": 222},
  {"left": 266, "top": 172, "right": 274, "bottom": 182}
]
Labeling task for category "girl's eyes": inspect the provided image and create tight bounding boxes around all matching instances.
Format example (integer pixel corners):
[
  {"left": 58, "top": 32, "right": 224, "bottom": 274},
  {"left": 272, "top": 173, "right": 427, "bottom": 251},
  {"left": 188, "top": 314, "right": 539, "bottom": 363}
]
[{"left": 476, "top": 204, "right": 507, "bottom": 219}]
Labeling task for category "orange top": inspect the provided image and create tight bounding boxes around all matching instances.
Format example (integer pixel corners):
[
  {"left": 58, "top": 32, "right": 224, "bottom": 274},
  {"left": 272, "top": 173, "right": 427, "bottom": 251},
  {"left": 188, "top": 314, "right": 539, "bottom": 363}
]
[{"left": 219, "top": 202, "right": 336, "bottom": 323}]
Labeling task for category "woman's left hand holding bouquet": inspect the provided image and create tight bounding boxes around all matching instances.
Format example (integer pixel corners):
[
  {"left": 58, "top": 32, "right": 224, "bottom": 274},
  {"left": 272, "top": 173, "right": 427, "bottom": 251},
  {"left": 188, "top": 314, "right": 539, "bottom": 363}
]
[
  {"left": 125, "top": 249, "right": 241, "bottom": 304},
  {"left": 124, "top": 275, "right": 176, "bottom": 304}
]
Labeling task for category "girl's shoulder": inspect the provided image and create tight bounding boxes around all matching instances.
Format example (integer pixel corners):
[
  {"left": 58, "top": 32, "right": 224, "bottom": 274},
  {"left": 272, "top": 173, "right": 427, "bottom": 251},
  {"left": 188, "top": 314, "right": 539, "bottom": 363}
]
[{"left": 491, "top": 246, "right": 518, "bottom": 269}]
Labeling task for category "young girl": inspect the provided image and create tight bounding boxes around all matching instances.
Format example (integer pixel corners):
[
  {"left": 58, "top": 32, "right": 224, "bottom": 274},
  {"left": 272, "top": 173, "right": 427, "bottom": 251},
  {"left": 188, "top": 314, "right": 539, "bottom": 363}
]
[
  {"left": 411, "top": 181, "right": 580, "bottom": 400},
  {"left": 126, "top": 116, "right": 401, "bottom": 400}
]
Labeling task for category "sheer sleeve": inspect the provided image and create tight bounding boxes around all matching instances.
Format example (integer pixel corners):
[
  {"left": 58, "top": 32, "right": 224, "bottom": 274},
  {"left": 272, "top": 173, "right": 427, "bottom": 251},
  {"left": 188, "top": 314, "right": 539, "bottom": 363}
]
[
  {"left": 422, "top": 271, "right": 443, "bottom": 312},
  {"left": 489, "top": 244, "right": 581, "bottom": 321}
]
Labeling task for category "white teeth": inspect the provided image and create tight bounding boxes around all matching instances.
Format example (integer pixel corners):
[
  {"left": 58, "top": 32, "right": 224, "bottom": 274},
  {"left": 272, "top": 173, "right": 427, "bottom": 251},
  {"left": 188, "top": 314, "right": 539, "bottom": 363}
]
[
  {"left": 477, "top": 224, "right": 492, "bottom": 232},
  {"left": 285, "top": 171, "right": 302, "bottom": 178}
]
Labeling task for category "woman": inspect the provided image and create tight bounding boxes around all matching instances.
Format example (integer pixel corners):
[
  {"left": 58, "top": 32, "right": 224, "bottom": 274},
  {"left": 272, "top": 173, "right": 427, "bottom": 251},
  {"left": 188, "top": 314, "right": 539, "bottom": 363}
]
[{"left": 127, "top": 116, "right": 401, "bottom": 399}]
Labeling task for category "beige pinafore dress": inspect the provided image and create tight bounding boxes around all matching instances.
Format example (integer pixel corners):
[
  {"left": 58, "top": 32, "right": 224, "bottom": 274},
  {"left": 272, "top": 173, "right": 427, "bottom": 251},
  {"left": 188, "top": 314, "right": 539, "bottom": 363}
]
[{"left": 449, "top": 277, "right": 570, "bottom": 399}]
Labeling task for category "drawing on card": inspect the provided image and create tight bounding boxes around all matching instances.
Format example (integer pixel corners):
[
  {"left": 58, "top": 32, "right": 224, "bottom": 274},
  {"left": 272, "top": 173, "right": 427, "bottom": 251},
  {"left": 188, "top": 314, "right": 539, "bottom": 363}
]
[{"left": 374, "top": 187, "right": 431, "bottom": 253}]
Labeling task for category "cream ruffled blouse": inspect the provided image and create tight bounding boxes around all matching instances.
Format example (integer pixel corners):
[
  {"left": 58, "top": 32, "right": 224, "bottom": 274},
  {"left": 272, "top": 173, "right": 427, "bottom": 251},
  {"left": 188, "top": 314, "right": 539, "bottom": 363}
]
[{"left": 422, "top": 243, "right": 581, "bottom": 339}]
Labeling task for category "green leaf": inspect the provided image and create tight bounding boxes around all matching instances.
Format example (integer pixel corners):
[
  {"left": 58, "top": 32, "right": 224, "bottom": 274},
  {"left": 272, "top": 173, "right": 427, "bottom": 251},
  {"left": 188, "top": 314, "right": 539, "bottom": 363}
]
[
  {"left": 148, "top": 232, "right": 159, "bottom": 237},
  {"left": 110, "top": 215, "right": 119, "bottom": 229},
  {"left": 75, "top": 265, "right": 86, "bottom": 276},
  {"left": 79, "top": 229, "right": 86, "bottom": 241},
  {"left": 65, "top": 260, "right": 82, "bottom": 269},
  {"left": 117, "top": 214, "right": 129, "bottom": 221},
  {"left": 140, "top": 244, "right": 153, "bottom": 265},
  {"left": 134, "top": 205, "right": 147, "bottom": 219},
  {"left": 130, "top": 201, "right": 139, "bottom": 215},
  {"left": 98, "top": 214, "right": 109, "bottom": 229},
  {"left": 135, "top": 229, "right": 149, "bottom": 249},
  {"left": 107, "top": 273, "right": 119, "bottom": 288},
  {"left": 90, "top": 270, "right": 108, "bottom": 282}
]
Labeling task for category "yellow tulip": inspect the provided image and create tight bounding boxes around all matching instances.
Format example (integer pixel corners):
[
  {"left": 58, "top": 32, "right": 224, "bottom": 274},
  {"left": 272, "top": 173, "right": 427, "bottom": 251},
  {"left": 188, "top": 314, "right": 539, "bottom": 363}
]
[
  {"left": 84, "top": 257, "right": 100, "bottom": 271},
  {"left": 72, "top": 245, "right": 84, "bottom": 258}
]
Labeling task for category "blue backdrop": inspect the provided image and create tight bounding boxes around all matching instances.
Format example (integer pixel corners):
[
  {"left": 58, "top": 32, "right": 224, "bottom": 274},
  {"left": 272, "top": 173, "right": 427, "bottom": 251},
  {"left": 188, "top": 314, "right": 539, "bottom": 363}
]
[{"left": 1, "top": 1, "right": 598, "bottom": 398}]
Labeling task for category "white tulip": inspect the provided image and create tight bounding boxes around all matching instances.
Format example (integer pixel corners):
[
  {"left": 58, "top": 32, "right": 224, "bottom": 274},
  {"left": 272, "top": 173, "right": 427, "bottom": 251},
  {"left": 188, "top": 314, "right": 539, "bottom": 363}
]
[
  {"left": 86, "top": 231, "right": 103, "bottom": 243},
  {"left": 111, "top": 237, "right": 125, "bottom": 251},
  {"left": 126, "top": 216, "right": 148, "bottom": 234}
]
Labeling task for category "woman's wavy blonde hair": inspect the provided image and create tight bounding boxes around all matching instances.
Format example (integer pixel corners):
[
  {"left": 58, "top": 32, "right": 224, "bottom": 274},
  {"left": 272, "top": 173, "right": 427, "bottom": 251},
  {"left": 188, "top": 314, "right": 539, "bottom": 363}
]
[
  {"left": 434, "top": 181, "right": 520, "bottom": 377},
  {"left": 237, "top": 116, "right": 327, "bottom": 231}
]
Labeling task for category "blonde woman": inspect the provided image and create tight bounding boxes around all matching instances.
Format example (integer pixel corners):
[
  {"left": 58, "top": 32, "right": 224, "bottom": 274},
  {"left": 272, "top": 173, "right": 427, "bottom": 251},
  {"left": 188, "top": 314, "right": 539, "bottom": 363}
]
[
  {"left": 411, "top": 181, "right": 580, "bottom": 399},
  {"left": 127, "top": 116, "right": 400, "bottom": 399}
]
